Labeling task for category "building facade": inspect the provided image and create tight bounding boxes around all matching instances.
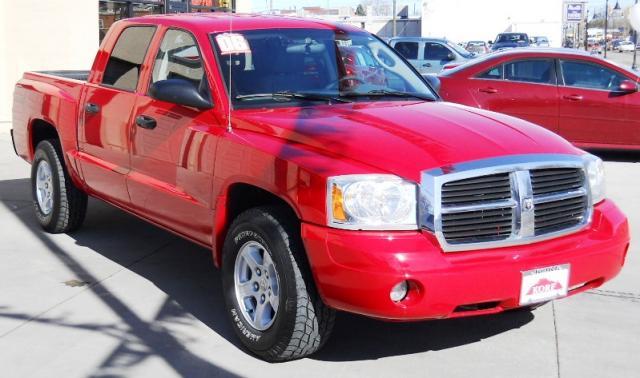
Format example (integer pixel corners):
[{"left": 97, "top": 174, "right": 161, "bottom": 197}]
[{"left": 0, "top": 0, "right": 249, "bottom": 124}]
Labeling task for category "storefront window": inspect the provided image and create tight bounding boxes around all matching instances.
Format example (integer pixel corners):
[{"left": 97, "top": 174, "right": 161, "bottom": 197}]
[
  {"left": 99, "top": 0, "right": 233, "bottom": 43},
  {"left": 191, "top": 0, "right": 232, "bottom": 11},
  {"left": 99, "top": 2, "right": 129, "bottom": 42}
]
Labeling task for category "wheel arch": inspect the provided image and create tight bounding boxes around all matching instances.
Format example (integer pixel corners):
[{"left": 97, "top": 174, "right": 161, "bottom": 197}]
[
  {"left": 29, "top": 118, "right": 59, "bottom": 160},
  {"left": 212, "top": 181, "right": 302, "bottom": 268}
]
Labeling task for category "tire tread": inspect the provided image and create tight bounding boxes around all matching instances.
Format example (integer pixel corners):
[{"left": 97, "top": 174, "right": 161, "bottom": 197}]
[{"left": 33, "top": 140, "right": 87, "bottom": 233}]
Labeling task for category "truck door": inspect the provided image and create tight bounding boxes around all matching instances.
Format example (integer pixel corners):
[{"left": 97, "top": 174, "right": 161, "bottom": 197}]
[
  {"left": 78, "top": 25, "right": 156, "bottom": 204},
  {"left": 422, "top": 42, "right": 453, "bottom": 73},
  {"left": 127, "top": 28, "right": 222, "bottom": 245},
  {"left": 392, "top": 41, "right": 422, "bottom": 73}
]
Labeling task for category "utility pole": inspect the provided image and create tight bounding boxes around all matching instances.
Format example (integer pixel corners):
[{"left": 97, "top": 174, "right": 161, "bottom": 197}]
[{"left": 392, "top": 0, "right": 397, "bottom": 37}]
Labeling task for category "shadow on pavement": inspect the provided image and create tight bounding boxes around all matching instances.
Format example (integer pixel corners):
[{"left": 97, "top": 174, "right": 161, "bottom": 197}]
[
  {"left": 1, "top": 177, "right": 534, "bottom": 365},
  {"left": 0, "top": 178, "right": 239, "bottom": 377},
  {"left": 588, "top": 149, "right": 640, "bottom": 163},
  {"left": 315, "top": 310, "right": 533, "bottom": 361}
]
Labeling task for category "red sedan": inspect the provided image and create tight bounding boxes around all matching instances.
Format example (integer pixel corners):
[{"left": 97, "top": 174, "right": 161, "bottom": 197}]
[{"left": 439, "top": 49, "right": 640, "bottom": 150}]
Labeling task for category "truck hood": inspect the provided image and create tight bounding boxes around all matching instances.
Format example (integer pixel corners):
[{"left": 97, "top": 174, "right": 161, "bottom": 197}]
[{"left": 233, "top": 101, "right": 579, "bottom": 182}]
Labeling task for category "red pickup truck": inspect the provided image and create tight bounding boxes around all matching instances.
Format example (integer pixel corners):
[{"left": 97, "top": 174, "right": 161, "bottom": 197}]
[{"left": 11, "top": 14, "right": 630, "bottom": 361}]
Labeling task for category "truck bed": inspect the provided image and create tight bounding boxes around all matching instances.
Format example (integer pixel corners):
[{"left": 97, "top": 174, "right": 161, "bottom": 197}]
[{"left": 35, "top": 70, "right": 90, "bottom": 81}]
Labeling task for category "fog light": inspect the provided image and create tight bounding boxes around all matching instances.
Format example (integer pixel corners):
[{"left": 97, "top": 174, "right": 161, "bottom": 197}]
[{"left": 390, "top": 281, "right": 409, "bottom": 302}]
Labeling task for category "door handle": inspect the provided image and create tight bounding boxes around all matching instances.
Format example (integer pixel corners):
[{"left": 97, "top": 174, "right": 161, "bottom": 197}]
[
  {"left": 422, "top": 63, "right": 432, "bottom": 67},
  {"left": 563, "top": 94, "right": 583, "bottom": 101},
  {"left": 479, "top": 87, "right": 498, "bottom": 94},
  {"left": 85, "top": 103, "right": 100, "bottom": 113},
  {"left": 135, "top": 115, "right": 157, "bottom": 130}
]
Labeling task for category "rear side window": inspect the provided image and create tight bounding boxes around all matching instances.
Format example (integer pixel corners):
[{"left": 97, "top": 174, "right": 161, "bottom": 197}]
[
  {"left": 394, "top": 42, "right": 418, "bottom": 60},
  {"left": 152, "top": 29, "right": 205, "bottom": 90},
  {"left": 504, "top": 59, "right": 554, "bottom": 84},
  {"left": 560, "top": 60, "right": 628, "bottom": 90},
  {"left": 102, "top": 26, "right": 156, "bottom": 91},
  {"left": 424, "top": 43, "right": 451, "bottom": 60},
  {"left": 477, "top": 66, "right": 503, "bottom": 79}
]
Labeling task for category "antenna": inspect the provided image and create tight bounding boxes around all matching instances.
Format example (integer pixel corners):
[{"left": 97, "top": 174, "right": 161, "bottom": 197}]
[{"left": 227, "top": 7, "right": 233, "bottom": 132}]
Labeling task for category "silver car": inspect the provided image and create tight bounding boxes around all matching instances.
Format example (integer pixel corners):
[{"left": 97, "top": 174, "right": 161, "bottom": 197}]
[{"left": 388, "top": 37, "right": 475, "bottom": 74}]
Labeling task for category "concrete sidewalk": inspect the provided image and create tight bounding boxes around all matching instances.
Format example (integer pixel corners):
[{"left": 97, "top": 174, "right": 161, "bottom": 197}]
[{"left": 0, "top": 130, "right": 638, "bottom": 377}]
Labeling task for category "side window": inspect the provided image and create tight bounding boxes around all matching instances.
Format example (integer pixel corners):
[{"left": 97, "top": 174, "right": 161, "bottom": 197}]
[
  {"left": 394, "top": 42, "right": 419, "bottom": 60},
  {"left": 504, "top": 59, "right": 554, "bottom": 84},
  {"left": 477, "top": 65, "right": 503, "bottom": 80},
  {"left": 424, "top": 43, "right": 451, "bottom": 60},
  {"left": 560, "top": 60, "right": 628, "bottom": 90},
  {"left": 102, "top": 26, "right": 156, "bottom": 91},
  {"left": 152, "top": 29, "right": 205, "bottom": 91}
]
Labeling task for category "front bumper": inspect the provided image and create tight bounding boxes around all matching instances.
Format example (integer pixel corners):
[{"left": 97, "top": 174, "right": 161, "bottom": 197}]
[{"left": 302, "top": 200, "right": 630, "bottom": 320}]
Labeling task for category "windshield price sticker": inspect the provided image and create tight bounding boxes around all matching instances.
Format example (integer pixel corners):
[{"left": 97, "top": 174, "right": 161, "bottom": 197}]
[{"left": 216, "top": 33, "right": 251, "bottom": 55}]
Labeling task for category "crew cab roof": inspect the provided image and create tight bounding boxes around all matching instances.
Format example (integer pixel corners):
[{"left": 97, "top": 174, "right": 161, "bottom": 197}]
[{"left": 122, "top": 13, "right": 363, "bottom": 33}]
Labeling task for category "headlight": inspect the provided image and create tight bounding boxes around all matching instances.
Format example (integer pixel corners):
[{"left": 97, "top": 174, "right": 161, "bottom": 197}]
[
  {"left": 327, "top": 174, "right": 418, "bottom": 230},
  {"left": 583, "top": 153, "right": 605, "bottom": 204}
]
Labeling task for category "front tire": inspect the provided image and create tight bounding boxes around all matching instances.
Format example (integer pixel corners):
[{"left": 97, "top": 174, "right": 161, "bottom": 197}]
[
  {"left": 222, "top": 206, "right": 335, "bottom": 362},
  {"left": 31, "top": 140, "right": 87, "bottom": 233}
]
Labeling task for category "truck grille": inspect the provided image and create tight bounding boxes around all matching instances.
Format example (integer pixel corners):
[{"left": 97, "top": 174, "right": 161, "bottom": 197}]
[
  {"left": 421, "top": 155, "right": 592, "bottom": 252},
  {"left": 531, "top": 168, "right": 584, "bottom": 195},
  {"left": 442, "top": 207, "right": 513, "bottom": 243},
  {"left": 532, "top": 168, "right": 587, "bottom": 235},
  {"left": 441, "top": 173, "right": 513, "bottom": 243},
  {"left": 441, "top": 173, "right": 511, "bottom": 205}
]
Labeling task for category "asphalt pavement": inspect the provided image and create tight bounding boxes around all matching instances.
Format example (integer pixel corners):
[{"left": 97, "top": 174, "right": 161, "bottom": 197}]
[{"left": 0, "top": 128, "right": 639, "bottom": 378}]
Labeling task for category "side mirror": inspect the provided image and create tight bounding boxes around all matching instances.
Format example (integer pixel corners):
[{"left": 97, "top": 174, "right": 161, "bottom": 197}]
[
  {"left": 617, "top": 80, "right": 638, "bottom": 93},
  {"left": 446, "top": 52, "right": 455, "bottom": 61},
  {"left": 488, "top": 40, "right": 493, "bottom": 45},
  {"left": 149, "top": 79, "right": 213, "bottom": 109}
]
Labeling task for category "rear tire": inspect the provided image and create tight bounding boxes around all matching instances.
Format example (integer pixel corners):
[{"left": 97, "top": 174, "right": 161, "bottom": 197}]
[
  {"left": 222, "top": 206, "right": 335, "bottom": 362},
  {"left": 31, "top": 140, "right": 87, "bottom": 233}
]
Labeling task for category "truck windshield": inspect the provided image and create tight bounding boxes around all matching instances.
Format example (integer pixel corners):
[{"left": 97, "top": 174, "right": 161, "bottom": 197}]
[{"left": 211, "top": 28, "right": 437, "bottom": 108}]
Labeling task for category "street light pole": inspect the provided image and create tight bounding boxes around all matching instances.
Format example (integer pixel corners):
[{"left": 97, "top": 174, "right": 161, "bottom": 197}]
[
  {"left": 634, "top": 0, "right": 639, "bottom": 70},
  {"left": 586, "top": 9, "right": 591, "bottom": 51}
]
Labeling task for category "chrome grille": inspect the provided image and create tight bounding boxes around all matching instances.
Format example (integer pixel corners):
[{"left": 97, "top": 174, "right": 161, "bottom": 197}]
[
  {"left": 441, "top": 173, "right": 511, "bottom": 205},
  {"left": 442, "top": 207, "right": 513, "bottom": 243},
  {"left": 531, "top": 168, "right": 584, "bottom": 195},
  {"left": 420, "top": 155, "right": 593, "bottom": 252}
]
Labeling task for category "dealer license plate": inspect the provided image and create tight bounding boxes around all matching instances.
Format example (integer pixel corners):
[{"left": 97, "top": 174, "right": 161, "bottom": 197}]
[{"left": 519, "top": 264, "right": 570, "bottom": 306}]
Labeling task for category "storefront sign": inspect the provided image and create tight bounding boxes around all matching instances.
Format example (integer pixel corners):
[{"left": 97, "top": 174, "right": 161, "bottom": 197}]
[
  {"left": 567, "top": 3, "right": 584, "bottom": 22},
  {"left": 167, "top": 0, "right": 189, "bottom": 13}
]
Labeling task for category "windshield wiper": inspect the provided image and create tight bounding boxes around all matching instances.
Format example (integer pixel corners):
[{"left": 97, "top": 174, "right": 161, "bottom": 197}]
[
  {"left": 235, "top": 91, "right": 352, "bottom": 104},
  {"left": 341, "top": 89, "right": 435, "bottom": 102}
]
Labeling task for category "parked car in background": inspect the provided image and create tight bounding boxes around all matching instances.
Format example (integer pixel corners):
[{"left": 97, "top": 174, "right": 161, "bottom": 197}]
[
  {"left": 388, "top": 37, "right": 475, "bottom": 74},
  {"left": 490, "top": 32, "right": 530, "bottom": 51},
  {"left": 532, "top": 36, "right": 550, "bottom": 47},
  {"left": 588, "top": 39, "right": 603, "bottom": 55},
  {"left": 10, "top": 14, "right": 630, "bottom": 362},
  {"left": 611, "top": 39, "right": 623, "bottom": 50},
  {"left": 617, "top": 41, "right": 635, "bottom": 52},
  {"left": 438, "top": 48, "right": 640, "bottom": 150},
  {"left": 466, "top": 40, "right": 490, "bottom": 54}
]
